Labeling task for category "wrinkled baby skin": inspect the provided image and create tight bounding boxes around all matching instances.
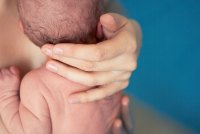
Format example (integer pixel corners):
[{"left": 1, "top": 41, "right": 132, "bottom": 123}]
[
  {"left": 0, "top": 0, "right": 122, "bottom": 133},
  {"left": 0, "top": 66, "right": 121, "bottom": 134}
]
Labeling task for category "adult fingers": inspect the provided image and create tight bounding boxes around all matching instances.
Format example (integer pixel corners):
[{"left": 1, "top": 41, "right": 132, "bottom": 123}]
[
  {"left": 100, "top": 13, "right": 129, "bottom": 38},
  {"left": 42, "top": 29, "right": 136, "bottom": 62},
  {"left": 46, "top": 60, "right": 131, "bottom": 86},
  {"left": 112, "top": 119, "right": 124, "bottom": 134},
  {"left": 68, "top": 81, "right": 129, "bottom": 103},
  {"left": 46, "top": 52, "right": 137, "bottom": 72}
]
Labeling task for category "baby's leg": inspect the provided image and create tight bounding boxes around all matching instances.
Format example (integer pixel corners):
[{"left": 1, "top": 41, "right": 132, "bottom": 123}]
[{"left": 0, "top": 67, "right": 24, "bottom": 133}]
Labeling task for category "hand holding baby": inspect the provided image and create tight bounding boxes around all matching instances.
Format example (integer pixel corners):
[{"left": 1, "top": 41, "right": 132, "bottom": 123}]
[{"left": 42, "top": 13, "right": 141, "bottom": 103}]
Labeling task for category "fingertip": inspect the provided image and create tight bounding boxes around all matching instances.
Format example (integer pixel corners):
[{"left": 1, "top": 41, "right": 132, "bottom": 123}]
[
  {"left": 100, "top": 14, "right": 116, "bottom": 28},
  {"left": 122, "top": 96, "right": 130, "bottom": 106},
  {"left": 114, "top": 119, "right": 122, "bottom": 128},
  {"left": 113, "top": 119, "right": 123, "bottom": 134},
  {"left": 46, "top": 61, "right": 58, "bottom": 73},
  {"left": 101, "top": 14, "right": 115, "bottom": 22},
  {"left": 41, "top": 45, "right": 53, "bottom": 56}
]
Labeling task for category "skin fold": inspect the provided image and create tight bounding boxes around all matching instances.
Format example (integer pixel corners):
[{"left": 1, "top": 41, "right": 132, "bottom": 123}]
[
  {"left": 0, "top": 0, "right": 123, "bottom": 134},
  {"left": 0, "top": 66, "right": 121, "bottom": 134},
  {"left": 0, "top": 0, "right": 139, "bottom": 134}
]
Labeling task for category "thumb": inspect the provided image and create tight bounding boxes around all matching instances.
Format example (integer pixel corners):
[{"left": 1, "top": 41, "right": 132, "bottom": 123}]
[{"left": 100, "top": 13, "right": 128, "bottom": 38}]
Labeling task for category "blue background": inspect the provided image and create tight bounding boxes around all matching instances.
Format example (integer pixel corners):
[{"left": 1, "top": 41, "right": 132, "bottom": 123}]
[{"left": 118, "top": 0, "right": 200, "bottom": 132}]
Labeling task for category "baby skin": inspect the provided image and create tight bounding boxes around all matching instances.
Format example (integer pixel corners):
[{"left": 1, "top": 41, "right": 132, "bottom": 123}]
[
  {"left": 0, "top": 66, "right": 121, "bottom": 134},
  {"left": 0, "top": 0, "right": 122, "bottom": 133}
]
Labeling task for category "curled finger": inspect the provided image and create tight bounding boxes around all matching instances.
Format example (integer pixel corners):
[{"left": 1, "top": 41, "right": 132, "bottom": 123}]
[
  {"left": 46, "top": 60, "right": 130, "bottom": 87},
  {"left": 46, "top": 51, "right": 137, "bottom": 72}
]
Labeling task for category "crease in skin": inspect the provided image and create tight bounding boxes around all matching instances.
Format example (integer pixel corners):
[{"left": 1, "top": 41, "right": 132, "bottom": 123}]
[
  {"left": 0, "top": 0, "right": 122, "bottom": 134},
  {"left": 39, "top": 75, "right": 54, "bottom": 133},
  {"left": 12, "top": 111, "right": 25, "bottom": 134},
  {"left": 0, "top": 90, "right": 18, "bottom": 106},
  {"left": 20, "top": 103, "right": 40, "bottom": 121},
  {"left": 0, "top": 96, "right": 17, "bottom": 114},
  {"left": 21, "top": 70, "right": 51, "bottom": 119},
  {"left": 0, "top": 92, "right": 24, "bottom": 133},
  {"left": 19, "top": 105, "right": 42, "bottom": 134}
]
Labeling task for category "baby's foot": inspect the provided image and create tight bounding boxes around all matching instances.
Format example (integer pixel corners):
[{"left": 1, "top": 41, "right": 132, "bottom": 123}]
[{"left": 0, "top": 66, "right": 20, "bottom": 93}]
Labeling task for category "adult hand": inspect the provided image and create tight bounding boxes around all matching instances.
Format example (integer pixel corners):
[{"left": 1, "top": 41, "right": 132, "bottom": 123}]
[
  {"left": 41, "top": 13, "right": 141, "bottom": 103},
  {"left": 112, "top": 96, "right": 134, "bottom": 134}
]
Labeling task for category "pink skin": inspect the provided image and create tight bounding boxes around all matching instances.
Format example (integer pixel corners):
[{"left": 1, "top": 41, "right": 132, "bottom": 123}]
[
  {"left": 0, "top": 18, "right": 122, "bottom": 133},
  {"left": 0, "top": 66, "right": 121, "bottom": 134}
]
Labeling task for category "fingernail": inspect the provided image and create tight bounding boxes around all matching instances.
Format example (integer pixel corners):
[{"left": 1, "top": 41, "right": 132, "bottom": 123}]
[
  {"left": 68, "top": 96, "right": 80, "bottom": 104},
  {"left": 43, "top": 48, "right": 52, "bottom": 56},
  {"left": 54, "top": 48, "right": 63, "bottom": 55},
  {"left": 46, "top": 63, "right": 58, "bottom": 72}
]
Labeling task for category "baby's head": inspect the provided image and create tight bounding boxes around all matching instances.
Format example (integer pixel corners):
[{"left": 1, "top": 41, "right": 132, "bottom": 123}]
[{"left": 17, "top": 0, "right": 104, "bottom": 47}]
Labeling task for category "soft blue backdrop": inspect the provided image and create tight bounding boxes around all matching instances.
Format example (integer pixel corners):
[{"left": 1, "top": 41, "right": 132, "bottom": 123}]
[{"left": 118, "top": 0, "right": 200, "bottom": 132}]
